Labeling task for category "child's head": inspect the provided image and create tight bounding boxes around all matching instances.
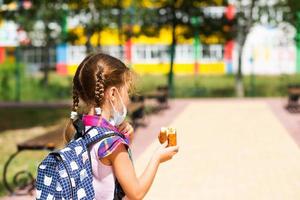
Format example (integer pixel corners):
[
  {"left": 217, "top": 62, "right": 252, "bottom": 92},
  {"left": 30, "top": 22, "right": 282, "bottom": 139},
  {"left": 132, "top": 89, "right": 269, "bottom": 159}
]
[{"left": 65, "top": 53, "right": 133, "bottom": 142}]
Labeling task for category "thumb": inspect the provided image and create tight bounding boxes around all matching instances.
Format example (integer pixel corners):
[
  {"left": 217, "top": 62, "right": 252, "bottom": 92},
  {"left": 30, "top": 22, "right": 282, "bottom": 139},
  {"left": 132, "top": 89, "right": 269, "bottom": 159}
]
[
  {"left": 161, "top": 141, "right": 168, "bottom": 148},
  {"left": 168, "top": 145, "right": 179, "bottom": 152}
]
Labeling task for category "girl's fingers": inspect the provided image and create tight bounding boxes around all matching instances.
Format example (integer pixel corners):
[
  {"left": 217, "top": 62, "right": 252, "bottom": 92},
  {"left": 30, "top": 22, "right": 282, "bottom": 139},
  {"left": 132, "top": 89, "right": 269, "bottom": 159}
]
[
  {"left": 118, "top": 122, "right": 126, "bottom": 131},
  {"left": 161, "top": 141, "right": 168, "bottom": 148},
  {"left": 166, "top": 145, "right": 179, "bottom": 153},
  {"left": 129, "top": 125, "right": 134, "bottom": 133},
  {"left": 118, "top": 122, "right": 129, "bottom": 132},
  {"left": 123, "top": 124, "right": 131, "bottom": 132},
  {"left": 123, "top": 128, "right": 130, "bottom": 134},
  {"left": 118, "top": 123, "right": 134, "bottom": 137}
]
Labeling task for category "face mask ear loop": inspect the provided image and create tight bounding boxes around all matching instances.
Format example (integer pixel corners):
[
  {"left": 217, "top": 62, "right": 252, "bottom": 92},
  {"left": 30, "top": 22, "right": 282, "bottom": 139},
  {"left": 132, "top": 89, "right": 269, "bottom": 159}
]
[
  {"left": 115, "top": 89, "right": 126, "bottom": 115},
  {"left": 109, "top": 98, "right": 118, "bottom": 114},
  {"left": 108, "top": 98, "right": 117, "bottom": 126}
]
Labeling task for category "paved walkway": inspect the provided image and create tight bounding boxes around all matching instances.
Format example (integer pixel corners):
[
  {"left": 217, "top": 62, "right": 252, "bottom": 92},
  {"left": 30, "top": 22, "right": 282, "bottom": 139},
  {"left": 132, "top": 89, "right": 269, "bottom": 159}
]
[
  {"left": 2, "top": 98, "right": 300, "bottom": 200},
  {"left": 132, "top": 98, "right": 300, "bottom": 200}
]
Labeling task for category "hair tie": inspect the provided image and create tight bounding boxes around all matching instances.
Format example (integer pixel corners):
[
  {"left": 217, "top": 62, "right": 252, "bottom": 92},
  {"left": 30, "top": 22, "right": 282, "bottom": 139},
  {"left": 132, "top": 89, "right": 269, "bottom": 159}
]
[
  {"left": 95, "top": 107, "right": 102, "bottom": 115},
  {"left": 70, "top": 111, "right": 78, "bottom": 120}
]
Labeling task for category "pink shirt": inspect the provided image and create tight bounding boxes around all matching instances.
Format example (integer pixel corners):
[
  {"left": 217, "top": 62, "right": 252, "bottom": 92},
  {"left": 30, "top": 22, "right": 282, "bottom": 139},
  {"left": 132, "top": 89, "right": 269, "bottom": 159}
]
[
  {"left": 83, "top": 115, "right": 130, "bottom": 200},
  {"left": 87, "top": 126, "right": 129, "bottom": 200},
  {"left": 89, "top": 135, "right": 115, "bottom": 200}
]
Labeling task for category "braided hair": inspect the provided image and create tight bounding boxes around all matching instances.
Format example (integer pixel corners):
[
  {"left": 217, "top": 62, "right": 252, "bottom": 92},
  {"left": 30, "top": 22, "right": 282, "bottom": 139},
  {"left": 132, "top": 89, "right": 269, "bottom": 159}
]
[
  {"left": 94, "top": 68, "right": 105, "bottom": 111},
  {"left": 64, "top": 53, "right": 132, "bottom": 143}
]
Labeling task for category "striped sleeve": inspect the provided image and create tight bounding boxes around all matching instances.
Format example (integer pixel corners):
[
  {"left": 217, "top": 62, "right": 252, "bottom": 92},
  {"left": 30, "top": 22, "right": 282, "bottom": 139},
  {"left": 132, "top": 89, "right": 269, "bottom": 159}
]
[{"left": 97, "top": 135, "right": 129, "bottom": 158}]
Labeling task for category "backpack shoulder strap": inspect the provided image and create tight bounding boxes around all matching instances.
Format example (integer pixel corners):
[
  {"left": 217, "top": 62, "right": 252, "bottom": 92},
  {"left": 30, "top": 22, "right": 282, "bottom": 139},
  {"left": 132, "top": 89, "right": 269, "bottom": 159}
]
[{"left": 83, "top": 126, "right": 126, "bottom": 148}]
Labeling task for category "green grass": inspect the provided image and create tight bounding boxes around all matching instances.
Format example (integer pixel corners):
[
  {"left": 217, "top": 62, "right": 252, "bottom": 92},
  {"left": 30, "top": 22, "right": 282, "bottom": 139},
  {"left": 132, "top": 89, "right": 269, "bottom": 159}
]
[
  {"left": 0, "top": 61, "right": 72, "bottom": 102},
  {"left": 136, "top": 74, "right": 300, "bottom": 97},
  {"left": 20, "top": 73, "right": 72, "bottom": 102},
  {"left": 2, "top": 67, "right": 300, "bottom": 101}
]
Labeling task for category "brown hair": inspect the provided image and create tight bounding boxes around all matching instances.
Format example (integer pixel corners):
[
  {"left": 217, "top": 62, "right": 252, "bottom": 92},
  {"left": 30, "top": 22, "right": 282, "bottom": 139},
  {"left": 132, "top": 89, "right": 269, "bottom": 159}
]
[{"left": 64, "top": 53, "right": 133, "bottom": 142}]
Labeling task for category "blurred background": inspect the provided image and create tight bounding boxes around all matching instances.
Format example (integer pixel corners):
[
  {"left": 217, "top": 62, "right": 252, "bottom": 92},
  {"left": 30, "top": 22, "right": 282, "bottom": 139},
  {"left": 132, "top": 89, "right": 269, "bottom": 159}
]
[{"left": 1, "top": 0, "right": 300, "bottom": 199}]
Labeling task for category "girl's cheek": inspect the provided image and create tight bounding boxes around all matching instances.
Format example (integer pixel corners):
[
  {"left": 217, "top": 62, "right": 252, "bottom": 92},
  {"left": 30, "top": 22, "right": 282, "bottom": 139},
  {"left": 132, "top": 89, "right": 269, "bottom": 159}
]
[
  {"left": 123, "top": 90, "right": 130, "bottom": 106},
  {"left": 124, "top": 97, "right": 130, "bottom": 107},
  {"left": 120, "top": 86, "right": 130, "bottom": 106}
]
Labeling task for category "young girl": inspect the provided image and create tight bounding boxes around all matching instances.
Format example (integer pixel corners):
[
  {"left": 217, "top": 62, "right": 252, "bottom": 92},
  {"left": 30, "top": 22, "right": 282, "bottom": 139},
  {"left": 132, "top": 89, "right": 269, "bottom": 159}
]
[{"left": 64, "top": 53, "right": 179, "bottom": 200}]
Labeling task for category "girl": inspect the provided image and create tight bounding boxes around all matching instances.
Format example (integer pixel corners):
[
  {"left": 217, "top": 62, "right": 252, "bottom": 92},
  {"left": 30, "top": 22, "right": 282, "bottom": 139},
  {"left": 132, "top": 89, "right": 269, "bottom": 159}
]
[{"left": 64, "top": 53, "right": 179, "bottom": 200}]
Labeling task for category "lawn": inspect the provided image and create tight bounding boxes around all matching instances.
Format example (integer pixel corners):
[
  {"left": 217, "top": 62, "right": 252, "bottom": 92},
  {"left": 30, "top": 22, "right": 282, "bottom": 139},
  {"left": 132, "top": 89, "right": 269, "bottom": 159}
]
[
  {"left": 2, "top": 67, "right": 300, "bottom": 101},
  {"left": 136, "top": 74, "right": 300, "bottom": 97}
]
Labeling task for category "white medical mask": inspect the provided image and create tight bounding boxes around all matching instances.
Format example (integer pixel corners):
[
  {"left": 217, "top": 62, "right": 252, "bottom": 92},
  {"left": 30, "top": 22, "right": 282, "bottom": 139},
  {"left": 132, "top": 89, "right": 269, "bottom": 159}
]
[{"left": 109, "top": 89, "right": 127, "bottom": 126}]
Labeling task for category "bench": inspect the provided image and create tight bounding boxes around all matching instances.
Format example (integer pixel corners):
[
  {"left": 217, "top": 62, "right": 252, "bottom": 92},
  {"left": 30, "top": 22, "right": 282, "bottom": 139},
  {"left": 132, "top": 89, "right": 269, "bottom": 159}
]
[
  {"left": 128, "top": 95, "right": 146, "bottom": 128},
  {"left": 3, "top": 127, "right": 64, "bottom": 195},
  {"left": 286, "top": 84, "right": 300, "bottom": 113},
  {"left": 145, "top": 85, "right": 169, "bottom": 110}
]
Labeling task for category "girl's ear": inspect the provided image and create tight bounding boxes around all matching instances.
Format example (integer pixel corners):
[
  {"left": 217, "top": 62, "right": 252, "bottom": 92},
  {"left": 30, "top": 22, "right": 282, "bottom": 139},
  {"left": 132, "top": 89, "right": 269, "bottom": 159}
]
[{"left": 108, "top": 86, "right": 117, "bottom": 101}]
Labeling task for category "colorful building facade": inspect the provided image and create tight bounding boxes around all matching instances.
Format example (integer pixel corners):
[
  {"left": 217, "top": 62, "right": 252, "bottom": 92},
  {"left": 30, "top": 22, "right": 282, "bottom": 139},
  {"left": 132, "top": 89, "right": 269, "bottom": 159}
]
[
  {"left": 0, "top": 2, "right": 298, "bottom": 76},
  {"left": 55, "top": 26, "right": 230, "bottom": 76}
]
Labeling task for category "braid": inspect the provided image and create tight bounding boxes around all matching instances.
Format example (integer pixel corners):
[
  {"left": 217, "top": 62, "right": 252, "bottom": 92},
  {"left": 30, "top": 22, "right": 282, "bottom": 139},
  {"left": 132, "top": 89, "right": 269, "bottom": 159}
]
[
  {"left": 65, "top": 84, "right": 80, "bottom": 143},
  {"left": 95, "top": 68, "right": 105, "bottom": 108},
  {"left": 72, "top": 84, "right": 80, "bottom": 112},
  {"left": 71, "top": 54, "right": 93, "bottom": 113}
]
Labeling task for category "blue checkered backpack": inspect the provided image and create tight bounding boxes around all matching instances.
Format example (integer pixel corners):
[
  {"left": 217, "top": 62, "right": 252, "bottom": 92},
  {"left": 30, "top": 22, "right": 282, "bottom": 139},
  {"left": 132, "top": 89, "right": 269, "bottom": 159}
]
[{"left": 35, "top": 120, "right": 126, "bottom": 200}]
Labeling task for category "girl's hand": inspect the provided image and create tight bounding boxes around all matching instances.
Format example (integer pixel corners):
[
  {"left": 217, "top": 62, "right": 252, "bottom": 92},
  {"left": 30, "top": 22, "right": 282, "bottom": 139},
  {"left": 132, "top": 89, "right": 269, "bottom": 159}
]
[
  {"left": 117, "top": 121, "right": 134, "bottom": 141},
  {"left": 153, "top": 142, "right": 179, "bottom": 164}
]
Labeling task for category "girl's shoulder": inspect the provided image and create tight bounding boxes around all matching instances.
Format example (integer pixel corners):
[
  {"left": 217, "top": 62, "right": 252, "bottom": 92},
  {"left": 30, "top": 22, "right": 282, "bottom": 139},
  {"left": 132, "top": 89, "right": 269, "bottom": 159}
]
[{"left": 89, "top": 127, "right": 129, "bottom": 159}]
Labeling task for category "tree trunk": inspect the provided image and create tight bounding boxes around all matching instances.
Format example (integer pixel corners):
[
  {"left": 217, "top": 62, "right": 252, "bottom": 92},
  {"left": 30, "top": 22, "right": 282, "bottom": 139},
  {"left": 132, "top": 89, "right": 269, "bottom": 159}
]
[
  {"left": 85, "top": 33, "right": 93, "bottom": 54},
  {"left": 42, "top": 24, "right": 52, "bottom": 87},
  {"left": 236, "top": 41, "right": 245, "bottom": 97},
  {"left": 86, "top": 0, "right": 97, "bottom": 53},
  {"left": 117, "top": 0, "right": 123, "bottom": 59},
  {"left": 41, "top": 46, "right": 50, "bottom": 87},
  {"left": 168, "top": 5, "right": 176, "bottom": 98},
  {"left": 296, "top": 12, "right": 300, "bottom": 73},
  {"left": 15, "top": 46, "right": 21, "bottom": 101},
  {"left": 97, "top": 30, "right": 101, "bottom": 51},
  {"left": 236, "top": 77, "right": 244, "bottom": 98},
  {"left": 235, "top": 0, "right": 256, "bottom": 97}
]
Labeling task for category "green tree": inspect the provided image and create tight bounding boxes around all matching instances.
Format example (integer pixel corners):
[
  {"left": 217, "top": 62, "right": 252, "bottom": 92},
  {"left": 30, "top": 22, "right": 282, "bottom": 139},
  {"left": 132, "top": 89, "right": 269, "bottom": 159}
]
[
  {"left": 136, "top": 0, "right": 228, "bottom": 97},
  {"left": 234, "top": 0, "right": 289, "bottom": 96},
  {"left": 68, "top": 0, "right": 127, "bottom": 53},
  {"left": 286, "top": 0, "right": 300, "bottom": 73},
  {"left": 2, "top": 0, "right": 70, "bottom": 86}
]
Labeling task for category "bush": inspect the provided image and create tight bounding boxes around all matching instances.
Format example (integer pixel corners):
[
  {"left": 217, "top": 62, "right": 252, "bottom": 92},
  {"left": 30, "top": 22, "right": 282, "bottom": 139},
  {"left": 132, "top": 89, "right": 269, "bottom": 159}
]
[
  {"left": 0, "top": 63, "right": 72, "bottom": 102},
  {"left": 0, "top": 61, "right": 24, "bottom": 101}
]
